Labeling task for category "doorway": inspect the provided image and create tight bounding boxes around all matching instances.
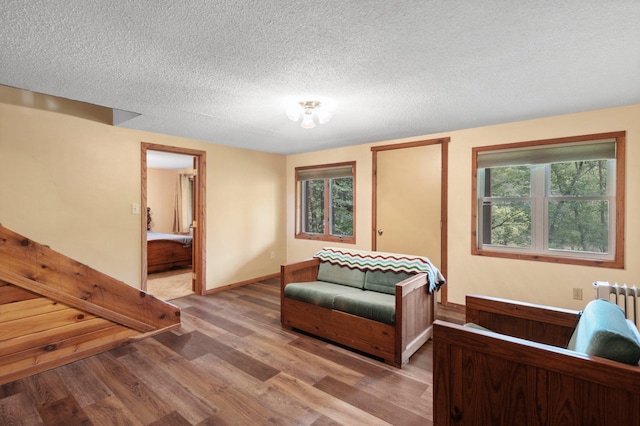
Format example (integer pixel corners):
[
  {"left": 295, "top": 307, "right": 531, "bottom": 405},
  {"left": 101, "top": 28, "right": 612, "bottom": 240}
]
[
  {"left": 141, "top": 143, "right": 206, "bottom": 296},
  {"left": 371, "top": 138, "right": 449, "bottom": 303}
]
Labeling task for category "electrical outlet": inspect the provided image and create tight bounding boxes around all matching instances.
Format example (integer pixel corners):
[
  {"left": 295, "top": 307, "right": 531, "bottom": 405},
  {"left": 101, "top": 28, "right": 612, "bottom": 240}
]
[
  {"left": 270, "top": 251, "right": 275, "bottom": 259},
  {"left": 572, "top": 288, "right": 583, "bottom": 300}
]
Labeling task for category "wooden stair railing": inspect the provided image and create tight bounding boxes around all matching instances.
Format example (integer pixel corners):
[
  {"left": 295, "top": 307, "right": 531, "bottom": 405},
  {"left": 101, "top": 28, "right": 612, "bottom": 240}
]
[{"left": 0, "top": 224, "right": 181, "bottom": 385}]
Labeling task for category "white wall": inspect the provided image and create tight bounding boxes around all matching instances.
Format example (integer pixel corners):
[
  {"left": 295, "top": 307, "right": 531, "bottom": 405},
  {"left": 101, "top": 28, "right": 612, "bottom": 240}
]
[{"left": 286, "top": 104, "right": 640, "bottom": 310}]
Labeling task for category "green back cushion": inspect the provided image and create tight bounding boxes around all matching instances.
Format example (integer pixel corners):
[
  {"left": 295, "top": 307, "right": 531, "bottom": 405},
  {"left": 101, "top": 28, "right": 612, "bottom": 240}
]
[
  {"left": 317, "top": 262, "right": 365, "bottom": 289},
  {"left": 364, "top": 270, "right": 413, "bottom": 295},
  {"left": 568, "top": 299, "right": 640, "bottom": 365}
]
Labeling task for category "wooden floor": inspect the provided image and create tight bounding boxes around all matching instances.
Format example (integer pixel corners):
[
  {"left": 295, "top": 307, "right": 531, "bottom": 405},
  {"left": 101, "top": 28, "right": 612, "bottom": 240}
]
[{"left": 0, "top": 277, "right": 463, "bottom": 426}]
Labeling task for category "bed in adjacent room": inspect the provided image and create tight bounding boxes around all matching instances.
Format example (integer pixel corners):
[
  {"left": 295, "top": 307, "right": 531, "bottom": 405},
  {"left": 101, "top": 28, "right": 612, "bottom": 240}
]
[{"left": 147, "top": 231, "right": 193, "bottom": 274}]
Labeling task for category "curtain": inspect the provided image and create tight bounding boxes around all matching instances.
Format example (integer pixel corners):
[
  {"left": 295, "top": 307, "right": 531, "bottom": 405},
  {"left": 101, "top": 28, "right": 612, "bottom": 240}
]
[{"left": 173, "top": 173, "right": 193, "bottom": 234}]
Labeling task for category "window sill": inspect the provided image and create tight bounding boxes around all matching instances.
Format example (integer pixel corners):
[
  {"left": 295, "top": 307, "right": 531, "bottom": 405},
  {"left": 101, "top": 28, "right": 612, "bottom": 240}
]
[
  {"left": 295, "top": 233, "right": 355, "bottom": 244},
  {"left": 471, "top": 248, "right": 623, "bottom": 269}
]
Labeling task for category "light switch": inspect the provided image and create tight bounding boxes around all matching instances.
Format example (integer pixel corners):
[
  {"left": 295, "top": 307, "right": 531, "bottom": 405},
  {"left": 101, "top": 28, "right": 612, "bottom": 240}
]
[{"left": 131, "top": 203, "right": 140, "bottom": 214}]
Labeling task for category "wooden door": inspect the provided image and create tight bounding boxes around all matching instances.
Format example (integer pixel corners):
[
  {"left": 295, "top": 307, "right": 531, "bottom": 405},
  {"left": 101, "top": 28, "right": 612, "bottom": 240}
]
[{"left": 372, "top": 139, "right": 449, "bottom": 301}]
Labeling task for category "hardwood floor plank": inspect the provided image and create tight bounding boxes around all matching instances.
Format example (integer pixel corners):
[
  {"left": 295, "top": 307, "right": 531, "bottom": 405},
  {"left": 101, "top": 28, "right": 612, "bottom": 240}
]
[
  {"left": 397, "top": 347, "right": 433, "bottom": 380},
  {"left": 242, "top": 308, "right": 282, "bottom": 329},
  {"left": 239, "top": 280, "right": 280, "bottom": 297},
  {"left": 288, "top": 334, "right": 394, "bottom": 378},
  {"left": 55, "top": 361, "right": 113, "bottom": 408},
  {"left": 201, "top": 291, "right": 273, "bottom": 315},
  {"left": 354, "top": 369, "right": 431, "bottom": 418},
  {"left": 37, "top": 395, "right": 92, "bottom": 426},
  {"left": 181, "top": 293, "right": 244, "bottom": 314},
  {"left": 267, "top": 372, "right": 393, "bottom": 426},
  {"left": 23, "top": 370, "right": 69, "bottom": 408},
  {"left": 107, "top": 343, "right": 138, "bottom": 358},
  {"left": 0, "top": 380, "right": 24, "bottom": 399},
  {"left": 190, "top": 302, "right": 289, "bottom": 341},
  {"left": 83, "top": 395, "right": 144, "bottom": 426},
  {"left": 83, "top": 352, "right": 170, "bottom": 424},
  {"left": 182, "top": 305, "right": 254, "bottom": 337},
  {"left": 193, "top": 353, "right": 321, "bottom": 425},
  {"left": 119, "top": 350, "right": 216, "bottom": 424},
  {"left": 152, "top": 330, "right": 210, "bottom": 361},
  {"left": 311, "top": 415, "right": 348, "bottom": 426},
  {"left": 184, "top": 330, "right": 280, "bottom": 382},
  {"left": 134, "top": 339, "right": 284, "bottom": 424},
  {"left": 147, "top": 410, "right": 192, "bottom": 426},
  {"left": 236, "top": 294, "right": 280, "bottom": 311},
  {"left": 0, "top": 391, "right": 44, "bottom": 425},
  {"left": 220, "top": 331, "right": 363, "bottom": 387},
  {"left": 314, "top": 375, "right": 431, "bottom": 425}
]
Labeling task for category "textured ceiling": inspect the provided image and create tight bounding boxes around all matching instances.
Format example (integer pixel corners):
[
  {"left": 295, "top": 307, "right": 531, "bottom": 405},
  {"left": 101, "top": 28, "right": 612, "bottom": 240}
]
[{"left": 2, "top": 1, "right": 639, "bottom": 154}]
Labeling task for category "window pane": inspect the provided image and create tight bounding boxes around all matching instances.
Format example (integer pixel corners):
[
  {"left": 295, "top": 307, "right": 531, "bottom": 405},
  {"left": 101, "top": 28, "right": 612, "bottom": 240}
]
[
  {"left": 549, "top": 160, "right": 608, "bottom": 196},
  {"left": 303, "top": 180, "right": 324, "bottom": 234},
  {"left": 548, "top": 200, "right": 608, "bottom": 253},
  {"left": 483, "top": 166, "right": 530, "bottom": 197},
  {"left": 330, "top": 177, "right": 353, "bottom": 236},
  {"left": 482, "top": 201, "right": 531, "bottom": 248}
]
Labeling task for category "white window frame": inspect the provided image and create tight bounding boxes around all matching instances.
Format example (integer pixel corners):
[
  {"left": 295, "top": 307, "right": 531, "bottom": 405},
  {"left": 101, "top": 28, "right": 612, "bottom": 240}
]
[
  {"left": 477, "top": 162, "right": 615, "bottom": 260},
  {"left": 471, "top": 132, "right": 625, "bottom": 269}
]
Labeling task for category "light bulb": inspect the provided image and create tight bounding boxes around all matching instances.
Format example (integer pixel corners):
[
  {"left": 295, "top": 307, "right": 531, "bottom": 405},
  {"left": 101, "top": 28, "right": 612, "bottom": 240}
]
[
  {"left": 286, "top": 107, "right": 301, "bottom": 122},
  {"left": 301, "top": 112, "right": 315, "bottom": 129},
  {"left": 316, "top": 109, "right": 332, "bottom": 124}
]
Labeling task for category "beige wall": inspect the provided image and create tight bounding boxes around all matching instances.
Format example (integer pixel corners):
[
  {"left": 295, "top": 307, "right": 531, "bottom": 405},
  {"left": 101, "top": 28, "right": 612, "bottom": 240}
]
[
  {"left": 147, "top": 168, "right": 178, "bottom": 234},
  {"left": 0, "top": 101, "right": 287, "bottom": 291},
  {"left": 286, "top": 104, "right": 640, "bottom": 310}
]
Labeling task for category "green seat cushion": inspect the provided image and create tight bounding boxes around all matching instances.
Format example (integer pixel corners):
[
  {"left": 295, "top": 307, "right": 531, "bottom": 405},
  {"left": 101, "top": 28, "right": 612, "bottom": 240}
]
[
  {"left": 333, "top": 290, "right": 396, "bottom": 325},
  {"left": 568, "top": 299, "right": 640, "bottom": 365},
  {"left": 364, "top": 270, "right": 413, "bottom": 295},
  {"left": 317, "top": 262, "right": 365, "bottom": 289},
  {"left": 284, "top": 281, "right": 362, "bottom": 309}
]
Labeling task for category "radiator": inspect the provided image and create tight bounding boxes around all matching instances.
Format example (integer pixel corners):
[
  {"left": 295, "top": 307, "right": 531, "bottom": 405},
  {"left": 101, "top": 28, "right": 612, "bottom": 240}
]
[{"left": 593, "top": 281, "right": 639, "bottom": 329}]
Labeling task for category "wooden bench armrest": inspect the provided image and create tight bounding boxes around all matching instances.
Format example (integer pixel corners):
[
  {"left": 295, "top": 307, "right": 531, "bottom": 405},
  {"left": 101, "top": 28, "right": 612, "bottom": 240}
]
[
  {"left": 433, "top": 320, "right": 640, "bottom": 425},
  {"left": 395, "top": 273, "right": 436, "bottom": 366},
  {"left": 395, "top": 273, "right": 432, "bottom": 325},
  {"left": 280, "top": 258, "right": 320, "bottom": 288},
  {"left": 465, "top": 294, "right": 580, "bottom": 347},
  {"left": 395, "top": 272, "right": 429, "bottom": 296},
  {"left": 434, "top": 319, "right": 640, "bottom": 392}
]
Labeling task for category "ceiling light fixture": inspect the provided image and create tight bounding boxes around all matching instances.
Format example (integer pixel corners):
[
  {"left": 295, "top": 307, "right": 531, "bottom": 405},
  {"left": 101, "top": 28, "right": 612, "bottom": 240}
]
[{"left": 287, "top": 101, "right": 332, "bottom": 129}]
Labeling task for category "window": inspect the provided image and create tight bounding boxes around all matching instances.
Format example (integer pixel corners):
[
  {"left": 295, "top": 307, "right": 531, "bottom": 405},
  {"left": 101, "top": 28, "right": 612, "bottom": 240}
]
[
  {"left": 472, "top": 132, "right": 625, "bottom": 268},
  {"left": 295, "top": 162, "right": 355, "bottom": 243}
]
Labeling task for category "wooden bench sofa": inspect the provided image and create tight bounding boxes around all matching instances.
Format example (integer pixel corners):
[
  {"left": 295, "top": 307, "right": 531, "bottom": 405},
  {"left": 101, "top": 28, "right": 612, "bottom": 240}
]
[
  {"left": 280, "top": 247, "right": 445, "bottom": 367},
  {"left": 433, "top": 295, "right": 640, "bottom": 425}
]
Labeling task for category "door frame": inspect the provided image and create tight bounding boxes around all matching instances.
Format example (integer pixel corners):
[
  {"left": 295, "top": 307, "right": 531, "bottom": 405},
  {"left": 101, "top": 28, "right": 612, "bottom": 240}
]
[
  {"left": 371, "top": 137, "right": 449, "bottom": 303},
  {"left": 141, "top": 142, "right": 207, "bottom": 295}
]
